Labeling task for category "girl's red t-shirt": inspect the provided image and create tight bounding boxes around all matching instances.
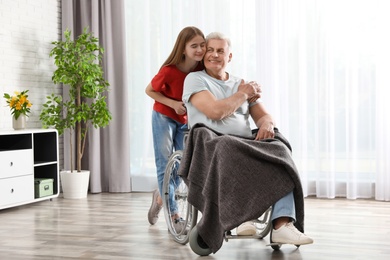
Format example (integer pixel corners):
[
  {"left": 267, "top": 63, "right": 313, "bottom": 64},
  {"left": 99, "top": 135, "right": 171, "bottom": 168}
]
[{"left": 151, "top": 63, "right": 203, "bottom": 124}]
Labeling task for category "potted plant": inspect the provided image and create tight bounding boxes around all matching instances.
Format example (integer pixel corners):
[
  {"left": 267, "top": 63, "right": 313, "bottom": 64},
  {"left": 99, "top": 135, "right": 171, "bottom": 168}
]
[
  {"left": 40, "top": 27, "right": 112, "bottom": 199},
  {"left": 3, "top": 90, "right": 32, "bottom": 130}
]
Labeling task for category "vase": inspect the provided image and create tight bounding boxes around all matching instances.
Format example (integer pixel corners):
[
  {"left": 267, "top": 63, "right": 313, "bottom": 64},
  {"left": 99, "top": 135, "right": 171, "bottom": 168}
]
[{"left": 12, "top": 114, "right": 26, "bottom": 130}]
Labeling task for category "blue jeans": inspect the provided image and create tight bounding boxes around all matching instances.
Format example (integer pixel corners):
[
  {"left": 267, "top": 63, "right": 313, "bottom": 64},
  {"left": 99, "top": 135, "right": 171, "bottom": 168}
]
[
  {"left": 152, "top": 111, "right": 187, "bottom": 215},
  {"left": 271, "top": 191, "right": 296, "bottom": 222}
]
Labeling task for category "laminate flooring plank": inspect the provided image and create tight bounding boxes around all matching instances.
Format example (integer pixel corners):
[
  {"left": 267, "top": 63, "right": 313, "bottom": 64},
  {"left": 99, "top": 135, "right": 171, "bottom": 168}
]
[{"left": 0, "top": 193, "right": 389, "bottom": 259}]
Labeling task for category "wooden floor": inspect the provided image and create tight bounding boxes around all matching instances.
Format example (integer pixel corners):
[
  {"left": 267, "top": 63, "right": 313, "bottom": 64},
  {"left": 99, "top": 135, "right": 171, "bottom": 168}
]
[{"left": 0, "top": 193, "right": 389, "bottom": 260}]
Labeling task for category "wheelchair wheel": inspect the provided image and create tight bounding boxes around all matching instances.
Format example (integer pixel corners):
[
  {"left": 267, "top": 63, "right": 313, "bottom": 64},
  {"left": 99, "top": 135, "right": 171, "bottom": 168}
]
[
  {"left": 254, "top": 206, "right": 273, "bottom": 238},
  {"left": 162, "top": 150, "right": 197, "bottom": 245},
  {"left": 269, "top": 228, "right": 282, "bottom": 250},
  {"left": 189, "top": 225, "right": 212, "bottom": 256}
]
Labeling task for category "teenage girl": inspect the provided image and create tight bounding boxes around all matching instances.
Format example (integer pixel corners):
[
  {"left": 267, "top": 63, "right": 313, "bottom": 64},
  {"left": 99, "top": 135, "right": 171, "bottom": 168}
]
[{"left": 146, "top": 26, "right": 205, "bottom": 232}]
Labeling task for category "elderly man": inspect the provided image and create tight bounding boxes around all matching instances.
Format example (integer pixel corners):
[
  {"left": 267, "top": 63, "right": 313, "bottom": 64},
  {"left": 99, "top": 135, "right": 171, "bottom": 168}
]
[{"left": 182, "top": 32, "right": 313, "bottom": 252}]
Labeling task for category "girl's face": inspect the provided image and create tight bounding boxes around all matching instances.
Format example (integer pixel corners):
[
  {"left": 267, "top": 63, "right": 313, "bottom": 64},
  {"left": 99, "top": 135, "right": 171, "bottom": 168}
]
[{"left": 184, "top": 35, "right": 206, "bottom": 62}]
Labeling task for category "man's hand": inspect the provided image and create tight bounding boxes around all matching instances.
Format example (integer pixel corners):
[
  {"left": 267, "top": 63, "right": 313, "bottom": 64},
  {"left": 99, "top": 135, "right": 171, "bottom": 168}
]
[
  {"left": 248, "top": 93, "right": 261, "bottom": 103},
  {"left": 255, "top": 121, "right": 275, "bottom": 140},
  {"left": 238, "top": 80, "right": 262, "bottom": 102}
]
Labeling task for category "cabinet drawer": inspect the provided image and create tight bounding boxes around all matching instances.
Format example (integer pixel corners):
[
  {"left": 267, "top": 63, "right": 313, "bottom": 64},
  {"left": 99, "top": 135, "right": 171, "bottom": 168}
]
[
  {"left": 0, "top": 149, "right": 33, "bottom": 178},
  {"left": 0, "top": 175, "right": 34, "bottom": 207}
]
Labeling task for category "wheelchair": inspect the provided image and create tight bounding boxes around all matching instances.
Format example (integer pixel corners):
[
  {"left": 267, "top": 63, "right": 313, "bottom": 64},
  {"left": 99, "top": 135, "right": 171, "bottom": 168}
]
[
  {"left": 162, "top": 147, "right": 276, "bottom": 256},
  {"left": 162, "top": 150, "right": 198, "bottom": 245}
]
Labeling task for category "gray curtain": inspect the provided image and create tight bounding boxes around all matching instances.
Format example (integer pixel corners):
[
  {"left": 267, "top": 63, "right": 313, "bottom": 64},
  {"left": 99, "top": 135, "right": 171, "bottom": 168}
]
[{"left": 62, "top": 0, "right": 131, "bottom": 193}]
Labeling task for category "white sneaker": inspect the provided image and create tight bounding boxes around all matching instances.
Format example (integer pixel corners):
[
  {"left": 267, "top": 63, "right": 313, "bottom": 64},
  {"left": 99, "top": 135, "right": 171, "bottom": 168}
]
[
  {"left": 271, "top": 222, "right": 313, "bottom": 245},
  {"left": 147, "top": 189, "right": 162, "bottom": 225},
  {"left": 173, "top": 217, "right": 187, "bottom": 234},
  {"left": 236, "top": 220, "right": 257, "bottom": 236}
]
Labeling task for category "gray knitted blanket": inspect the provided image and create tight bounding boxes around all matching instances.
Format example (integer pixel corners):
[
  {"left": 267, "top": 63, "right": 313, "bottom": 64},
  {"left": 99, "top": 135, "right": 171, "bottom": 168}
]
[{"left": 178, "top": 123, "right": 305, "bottom": 253}]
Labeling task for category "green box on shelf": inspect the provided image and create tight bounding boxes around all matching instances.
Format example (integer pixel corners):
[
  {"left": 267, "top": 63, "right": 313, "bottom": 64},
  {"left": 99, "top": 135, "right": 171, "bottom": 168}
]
[{"left": 34, "top": 178, "right": 54, "bottom": 198}]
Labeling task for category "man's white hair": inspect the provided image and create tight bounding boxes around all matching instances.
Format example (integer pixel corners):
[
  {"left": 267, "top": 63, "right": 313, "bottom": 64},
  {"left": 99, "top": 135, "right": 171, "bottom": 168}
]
[{"left": 206, "top": 32, "right": 232, "bottom": 49}]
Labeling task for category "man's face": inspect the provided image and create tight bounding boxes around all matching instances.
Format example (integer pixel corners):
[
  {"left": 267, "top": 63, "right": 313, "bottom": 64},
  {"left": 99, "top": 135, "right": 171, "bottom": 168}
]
[{"left": 203, "top": 39, "right": 231, "bottom": 72}]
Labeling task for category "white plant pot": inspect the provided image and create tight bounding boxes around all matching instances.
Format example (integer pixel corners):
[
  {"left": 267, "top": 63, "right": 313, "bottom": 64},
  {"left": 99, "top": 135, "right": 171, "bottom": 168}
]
[{"left": 60, "top": 170, "right": 90, "bottom": 199}]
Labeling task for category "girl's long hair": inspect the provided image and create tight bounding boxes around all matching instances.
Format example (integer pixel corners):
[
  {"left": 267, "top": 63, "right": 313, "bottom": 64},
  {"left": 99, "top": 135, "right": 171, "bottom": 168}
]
[{"left": 160, "top": 26, "right": 204, "bottom": 70}]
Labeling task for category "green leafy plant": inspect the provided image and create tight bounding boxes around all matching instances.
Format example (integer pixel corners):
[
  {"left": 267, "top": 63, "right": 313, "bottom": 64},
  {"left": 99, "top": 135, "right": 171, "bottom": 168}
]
[
  {"left": 40, "top": 27, "right": 112, "bottom": 172},
  {"left": 3, "top": 90, "right": 32, "bottom": 119}
]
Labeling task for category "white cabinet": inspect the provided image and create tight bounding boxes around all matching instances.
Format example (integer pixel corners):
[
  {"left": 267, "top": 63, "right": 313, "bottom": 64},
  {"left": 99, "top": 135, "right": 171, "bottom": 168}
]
[
  {"left": 0, "top": 149, "right": 34, "bottom": 178},
  {"left": 0, "top": 129, "right": 59, "bottom": 210},
  {"left": 0, "top": 175, "right": 34, "bottom": 206}
]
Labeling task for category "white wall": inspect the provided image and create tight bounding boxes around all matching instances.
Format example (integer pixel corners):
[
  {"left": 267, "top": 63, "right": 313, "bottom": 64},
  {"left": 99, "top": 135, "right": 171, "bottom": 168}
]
[{"left": 0, "top": 0, "right": 62, "bottom": 165}]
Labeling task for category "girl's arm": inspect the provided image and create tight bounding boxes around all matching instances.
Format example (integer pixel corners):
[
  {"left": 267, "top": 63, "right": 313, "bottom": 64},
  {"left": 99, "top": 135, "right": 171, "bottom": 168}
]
[{"left": 145, "top": 83, "right": 186, "bottom": 115}]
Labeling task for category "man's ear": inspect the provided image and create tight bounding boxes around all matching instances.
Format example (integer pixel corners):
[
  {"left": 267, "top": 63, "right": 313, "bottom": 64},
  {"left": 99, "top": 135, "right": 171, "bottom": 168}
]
[{"left": 228, "top": 53, "right": 233, "bottom": 62}]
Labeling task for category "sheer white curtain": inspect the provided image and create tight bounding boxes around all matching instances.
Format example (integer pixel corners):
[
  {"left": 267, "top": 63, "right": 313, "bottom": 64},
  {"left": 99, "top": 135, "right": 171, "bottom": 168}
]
[
  {"left": 375, "top": 2, "right": 390, "bottom": 201},
  {"left": 124, "top": 0, "right": 258, "bottom": 191},
  {"left": 255, "top": 0, "right": 390, "bottom": 200},
  {"left": 125, "top": 0, "right": 390, "bottom": 201}
]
